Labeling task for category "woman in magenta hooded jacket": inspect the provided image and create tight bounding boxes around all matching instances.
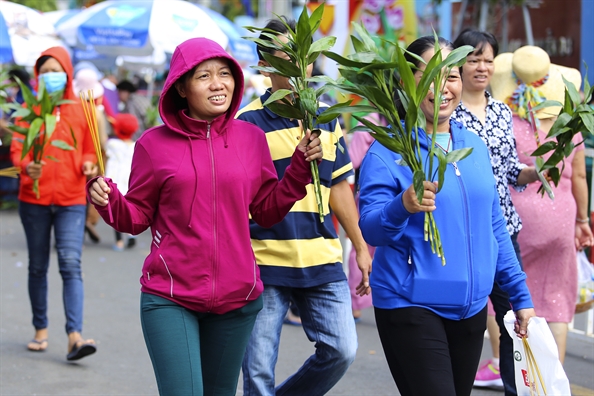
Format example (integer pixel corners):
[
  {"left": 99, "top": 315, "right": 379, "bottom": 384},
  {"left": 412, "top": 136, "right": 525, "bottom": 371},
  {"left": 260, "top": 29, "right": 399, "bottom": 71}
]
[{"left": 88, "top": 38, "right": 322, "bottom": 395}]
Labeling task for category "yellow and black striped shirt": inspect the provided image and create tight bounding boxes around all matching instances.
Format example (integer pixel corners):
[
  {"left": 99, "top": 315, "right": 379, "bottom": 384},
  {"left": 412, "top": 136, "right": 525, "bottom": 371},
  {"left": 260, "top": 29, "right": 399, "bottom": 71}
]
[{"left": 237, "top": 90, "right": 354, "bottom": 287}]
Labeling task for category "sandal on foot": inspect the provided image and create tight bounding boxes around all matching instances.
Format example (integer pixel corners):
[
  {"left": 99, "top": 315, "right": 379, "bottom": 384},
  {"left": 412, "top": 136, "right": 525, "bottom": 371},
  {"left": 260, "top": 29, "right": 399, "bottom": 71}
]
[
  {"left": 27, "top": 339, "right": 48, "bottom": 352},
  {"left": 67, "top": 341, "right": 97, "bottom": 361}
]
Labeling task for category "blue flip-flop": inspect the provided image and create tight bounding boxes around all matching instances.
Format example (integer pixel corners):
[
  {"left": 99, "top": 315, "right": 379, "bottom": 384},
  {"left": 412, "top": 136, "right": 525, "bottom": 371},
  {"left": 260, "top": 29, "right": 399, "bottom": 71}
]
[{"left": 67, "top": 342, "right": 97, "bottom": 361}]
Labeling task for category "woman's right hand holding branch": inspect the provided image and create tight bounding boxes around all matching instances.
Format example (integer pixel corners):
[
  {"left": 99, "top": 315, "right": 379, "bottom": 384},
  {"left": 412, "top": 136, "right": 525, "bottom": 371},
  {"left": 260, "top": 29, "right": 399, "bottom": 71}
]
[
  {"left": 402, "top": 181, "right": 438, "bottom": 214},
  {"left": 89, "top": 177, "right": 111, "bottom": 206}
]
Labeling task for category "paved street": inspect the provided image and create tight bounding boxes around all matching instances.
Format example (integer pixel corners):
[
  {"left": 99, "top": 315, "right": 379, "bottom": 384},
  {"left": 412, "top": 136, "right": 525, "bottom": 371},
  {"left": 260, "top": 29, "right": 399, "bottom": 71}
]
[{"left": 1, "top": 208, "right": 593, "bottom": 395}]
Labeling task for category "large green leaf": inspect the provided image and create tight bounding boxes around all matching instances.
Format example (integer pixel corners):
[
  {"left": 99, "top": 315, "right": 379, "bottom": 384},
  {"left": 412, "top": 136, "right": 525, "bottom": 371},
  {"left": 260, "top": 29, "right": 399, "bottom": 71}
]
[
  {"left": 546, "top": 113, "right": 572, "bottom": 138},
  {"left": 266, "top": 102, "right": 305, "bottom": 120},
  {"left": 44, "top": 114, "right": 57, "bottom": 139},
  {"left": 563, "top": 141, "right": 575, "bottom": 157},
  {"left": 12, "top": 76, "right": 37, "bottom": 108},
  {"left": 21, "top": 117, "right": 43, "bottom": 160},
  {"left": 394, "top": 38, "right": 417, "bottom": 108},
  {"left": 316, "top": 101, "right": 375, "bottom": 124},
  {"left": 309, "top": 3, "right": 325, "bottom": 33},
  {"left": 413, "top": 170, "right": 425, "bottom": 204},
  {"left": 531, "top": 141, "right": 557, "bottom": 156},
  {"left": 352, "top": 22, "right": 376, "bottom": 52},
  {"left": 339, "top": 69, "right": 376, "bottom": 87},
  {"left": 323, "top": 50, "right": 370, "bottom": 69},
  {"left": 309, "top": 36, "right": 336, "bottom": 55},
  {"left": 360, "top": 85, "right": 396, "bottom": 113},
  {"left": 261, "top": 52, "right": 301, "bottom": 78},
  {"left": 50, "top": 140, "right": 74, "bottom": 151},
  {"left": 580, "top": 112, "right": 594, "bottom": 134},
  {"left": 584, "top": 63, "right": 592, "bottom": 103},
  {"left": 307, "top": 51, "right": 322, "bottom": 65},
  {"left": 7, "top": 124, "right": 29, "bottom": 135},
  {"left": 10, "top": 107, "right": 32, "bottom": 119},
  {"left": 445, "top": 147, "right": 473, "bottom": 163},
  {"left": 562, "top": 75, "right": 581, "bottom": 106},
  {"left": 246, "top": 37, "right": 284, "bottom": 52},
  {"left": 435, "top": 148, "right": 447, "bottom": 192},
  {"left": 262, "top": 89, "right": 294, "bottom": 106},
  {"left": 530, "top": 99, "right": 564, "bottom": 113},
  {"left": 360, "top": 61, "right": 400, "bottom": 73},
  {"left": 296, "top": 5, "right": 312, "bottom": 59}
]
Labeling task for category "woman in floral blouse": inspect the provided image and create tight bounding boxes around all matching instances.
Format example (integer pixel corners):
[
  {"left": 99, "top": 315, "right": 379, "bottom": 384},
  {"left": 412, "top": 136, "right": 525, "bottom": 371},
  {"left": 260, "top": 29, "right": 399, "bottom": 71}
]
[{"left": 451, "top": 29, "right": 541, "bottom": 395}]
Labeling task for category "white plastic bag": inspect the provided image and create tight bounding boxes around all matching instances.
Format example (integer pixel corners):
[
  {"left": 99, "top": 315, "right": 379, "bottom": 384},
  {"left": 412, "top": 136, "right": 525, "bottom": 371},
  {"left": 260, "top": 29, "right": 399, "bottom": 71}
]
[
  {"left": 577, "top": 250, "right": 594, "bottom": 304},
  {"left": 503, "top": 311, "right": 570, "bottom": 396}
]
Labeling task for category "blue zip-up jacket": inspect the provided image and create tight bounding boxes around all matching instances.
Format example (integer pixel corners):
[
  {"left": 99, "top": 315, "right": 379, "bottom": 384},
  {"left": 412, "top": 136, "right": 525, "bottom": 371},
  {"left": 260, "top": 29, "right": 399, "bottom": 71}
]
[{"left": 358, "top": 120, "right": 533, "bottom": 320}]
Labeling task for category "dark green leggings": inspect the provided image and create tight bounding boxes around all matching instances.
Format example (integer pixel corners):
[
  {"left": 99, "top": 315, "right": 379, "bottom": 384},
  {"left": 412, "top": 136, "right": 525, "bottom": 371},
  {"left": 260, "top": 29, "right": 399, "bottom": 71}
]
[{"left": 140, "top": 293, "right": 263, "bottom": 396}]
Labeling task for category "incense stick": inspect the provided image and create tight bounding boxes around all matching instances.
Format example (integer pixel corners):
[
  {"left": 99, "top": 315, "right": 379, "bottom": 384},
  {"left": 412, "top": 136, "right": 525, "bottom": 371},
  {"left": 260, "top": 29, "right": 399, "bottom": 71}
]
[
  {"left": 0, "top": 166, "right": 20, "bottom": 178},
  {"left": 79, "top": 90, "right": 104, "bottom": 175},
  {"left": 79, "top": 90, "right": 113, "bottom": 223}
]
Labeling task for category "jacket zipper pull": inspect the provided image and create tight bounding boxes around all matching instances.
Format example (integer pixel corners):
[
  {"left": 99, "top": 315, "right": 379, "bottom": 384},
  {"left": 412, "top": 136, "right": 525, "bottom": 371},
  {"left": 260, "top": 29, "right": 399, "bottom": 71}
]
[
  {"left": 452, "top": 162, "right": 461, "bottom": 176},
  {"left": 207, "top": 124, "right": 211, "bottom": 139}
]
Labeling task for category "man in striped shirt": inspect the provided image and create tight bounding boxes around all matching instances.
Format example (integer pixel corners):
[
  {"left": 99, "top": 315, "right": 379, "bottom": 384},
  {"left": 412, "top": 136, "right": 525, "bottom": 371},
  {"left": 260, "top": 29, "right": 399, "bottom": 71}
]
[{"left": 237, "top": 18, "right": 372, "bottom": 396}]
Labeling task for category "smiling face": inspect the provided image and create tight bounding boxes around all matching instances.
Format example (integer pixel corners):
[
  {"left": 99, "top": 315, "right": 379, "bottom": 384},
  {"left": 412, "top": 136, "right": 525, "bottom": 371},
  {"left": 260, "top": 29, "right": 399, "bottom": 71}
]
[
  {"left": 175, "top": 58, "right": 235, "bottom": 122},
  {"left": 414, "top": 47, "right": 462, "bottom": 133},
  {"left": 462, "top": 43, "right": 494, "bottom": 93}
]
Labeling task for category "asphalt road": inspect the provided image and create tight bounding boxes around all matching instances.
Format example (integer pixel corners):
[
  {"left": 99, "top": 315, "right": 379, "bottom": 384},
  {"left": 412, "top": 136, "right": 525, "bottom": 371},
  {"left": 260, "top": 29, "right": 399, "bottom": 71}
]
[{"left": 1, "top": 209, "right": 593, "bottom": 395}]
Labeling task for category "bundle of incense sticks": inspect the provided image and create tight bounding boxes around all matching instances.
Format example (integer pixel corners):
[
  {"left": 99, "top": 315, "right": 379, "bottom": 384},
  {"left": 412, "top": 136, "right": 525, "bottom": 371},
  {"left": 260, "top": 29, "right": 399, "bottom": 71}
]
[
  {"left": 79, "top": 90, "right": 104, "bottom": 175},
  {"left": 0, "top": 166, "right": 19, "bottom": 178},
  {"left": 79, "top": 90, "right": 113, "bottom": 223}
]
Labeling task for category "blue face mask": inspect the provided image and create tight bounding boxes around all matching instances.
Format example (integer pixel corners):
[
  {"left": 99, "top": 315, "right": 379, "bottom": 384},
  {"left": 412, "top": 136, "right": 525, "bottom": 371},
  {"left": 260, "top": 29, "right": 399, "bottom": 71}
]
[{"left": 39, "top": 72, "right": 67, "bottom": 94}]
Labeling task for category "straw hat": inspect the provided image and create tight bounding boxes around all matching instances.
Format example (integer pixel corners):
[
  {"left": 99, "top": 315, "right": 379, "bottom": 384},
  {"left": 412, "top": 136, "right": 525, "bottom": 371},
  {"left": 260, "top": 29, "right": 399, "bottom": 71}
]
[{"left": 491, "top": 46, "right": 581, "bottom": 119}]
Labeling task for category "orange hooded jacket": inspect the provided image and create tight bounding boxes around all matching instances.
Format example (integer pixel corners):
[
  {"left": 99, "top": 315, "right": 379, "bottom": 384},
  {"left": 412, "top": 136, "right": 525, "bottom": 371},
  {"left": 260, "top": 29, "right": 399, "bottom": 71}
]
[{"left": 10, "top": 47, "right": 97, "bottom": 206}]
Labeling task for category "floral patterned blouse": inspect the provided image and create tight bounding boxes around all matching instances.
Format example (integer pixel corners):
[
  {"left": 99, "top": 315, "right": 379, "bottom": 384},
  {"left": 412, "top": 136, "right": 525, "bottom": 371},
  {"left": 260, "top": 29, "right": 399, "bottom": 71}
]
[{"left": 452, "top": 91, "right": 527, "bottom": 235}]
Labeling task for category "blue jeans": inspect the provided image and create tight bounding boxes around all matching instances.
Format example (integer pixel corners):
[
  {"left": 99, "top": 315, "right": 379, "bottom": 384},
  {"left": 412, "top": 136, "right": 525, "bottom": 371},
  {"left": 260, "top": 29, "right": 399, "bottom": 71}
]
[
  {"left": 19, "top": 202, "right": 86, "bottom": 334},
  {"left": 492, "top": 231, "right": 523, "bottom": 396},
  {"left": 242, "top": 281, "right": 357, "bottom": 396}
]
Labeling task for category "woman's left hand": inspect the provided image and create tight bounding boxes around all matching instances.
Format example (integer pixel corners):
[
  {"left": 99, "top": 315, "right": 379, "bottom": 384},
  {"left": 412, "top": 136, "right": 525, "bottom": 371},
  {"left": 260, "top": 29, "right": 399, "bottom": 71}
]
[
  {"left": 82, "top": 161, "right": 98, "bottom": 178},
  {"left": 298, "top": 129, "right": 323, "bottom": 162},
  {"left": 514, "top": 308, "right": 536, "bottom": 338},
  {"left": 575, "top": 222, "right": 594, "bottom": 250}
]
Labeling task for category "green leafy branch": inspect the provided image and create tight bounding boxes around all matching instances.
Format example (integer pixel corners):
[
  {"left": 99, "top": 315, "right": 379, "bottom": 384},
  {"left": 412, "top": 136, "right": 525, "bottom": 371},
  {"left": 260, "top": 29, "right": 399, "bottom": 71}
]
[
  {"left": 530, "top": 67, "right": 594, "bottom": 196},
  {"left": 0, "top": 77, "right": 75, "bottom": 198},
  {"left": 244, "top": 3, "right": 345, "bottom": 223},
  {"left": 319, "top": 25, "right": 474, "bottom": 264}
]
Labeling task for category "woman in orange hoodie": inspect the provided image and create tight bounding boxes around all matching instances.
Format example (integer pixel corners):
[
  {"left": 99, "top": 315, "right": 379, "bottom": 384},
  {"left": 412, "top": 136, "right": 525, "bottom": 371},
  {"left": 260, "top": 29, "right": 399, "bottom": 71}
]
[{"left": 10, "top": 47, "right": 98, "bottom": 361}]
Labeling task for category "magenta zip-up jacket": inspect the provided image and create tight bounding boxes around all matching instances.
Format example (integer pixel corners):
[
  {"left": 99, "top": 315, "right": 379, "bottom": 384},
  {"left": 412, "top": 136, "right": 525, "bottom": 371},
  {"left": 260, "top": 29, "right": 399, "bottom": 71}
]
[{"left": 88, "top": 38, "right": 312, "bottom": 314}]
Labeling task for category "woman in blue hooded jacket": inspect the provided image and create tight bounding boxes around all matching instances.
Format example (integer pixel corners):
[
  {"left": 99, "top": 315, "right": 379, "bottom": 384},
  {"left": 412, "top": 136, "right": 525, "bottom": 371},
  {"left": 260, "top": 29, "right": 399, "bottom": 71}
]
[{"left": 358, "top": 36, "right": 535, "bottom": 396}]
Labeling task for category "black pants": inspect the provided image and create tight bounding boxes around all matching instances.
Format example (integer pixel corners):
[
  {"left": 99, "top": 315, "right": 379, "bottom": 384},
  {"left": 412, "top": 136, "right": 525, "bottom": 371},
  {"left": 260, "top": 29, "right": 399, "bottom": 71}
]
[
  {"left": 375, "top": 305, "right": 487, "bottom": 396},
  {"left": 492, "top": 231, "right": 523, "bottom": 396}
]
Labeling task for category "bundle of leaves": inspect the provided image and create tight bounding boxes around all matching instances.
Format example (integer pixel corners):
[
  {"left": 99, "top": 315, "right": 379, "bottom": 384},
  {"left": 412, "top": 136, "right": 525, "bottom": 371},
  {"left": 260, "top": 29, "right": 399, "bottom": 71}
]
[
  {"left": 244, "top": 3, "right": 348, "bottom": 222},
  {"left": 318, "top": 26, "right": 474, "bottom": 264},
  {"left": 1, "top": 77, "right": 74, "bottom": 198},
  {"left": 531, "top": 72, "right": 594, "bottom": 194}
]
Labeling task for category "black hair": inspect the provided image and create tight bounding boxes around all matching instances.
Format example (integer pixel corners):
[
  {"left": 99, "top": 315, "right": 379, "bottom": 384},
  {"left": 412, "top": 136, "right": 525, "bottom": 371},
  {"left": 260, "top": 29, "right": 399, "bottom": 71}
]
[
  {"left": 453, "top": 28, "right": 499, "bottom": 57},
  {"left": 9, "top": 68, "right": 31, "bottom": 86},
  {"left": 35, "top": 55, "right": 53, "bottom": 73},
  {"left": 257, "top": 17, "right": 296, "bottom": 61},
  {"left": 116, "top": 80, "right": 138, "bottom": 93},
  {"left": 395, "top": 35, "right": 455, "bottom": 118}
]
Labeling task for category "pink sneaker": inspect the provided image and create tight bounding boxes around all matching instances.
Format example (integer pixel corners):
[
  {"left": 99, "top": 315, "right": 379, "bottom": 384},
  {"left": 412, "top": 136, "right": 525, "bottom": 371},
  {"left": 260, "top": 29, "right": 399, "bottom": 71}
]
[{"left": 473, "top": 359, "right": 503, "bottom": 389}]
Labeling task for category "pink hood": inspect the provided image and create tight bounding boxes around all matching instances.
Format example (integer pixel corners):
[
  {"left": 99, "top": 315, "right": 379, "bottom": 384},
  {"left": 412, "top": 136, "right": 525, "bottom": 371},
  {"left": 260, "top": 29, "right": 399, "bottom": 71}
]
[{"left": 159, "top": 37, "right": 244, "bottom": 137}]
